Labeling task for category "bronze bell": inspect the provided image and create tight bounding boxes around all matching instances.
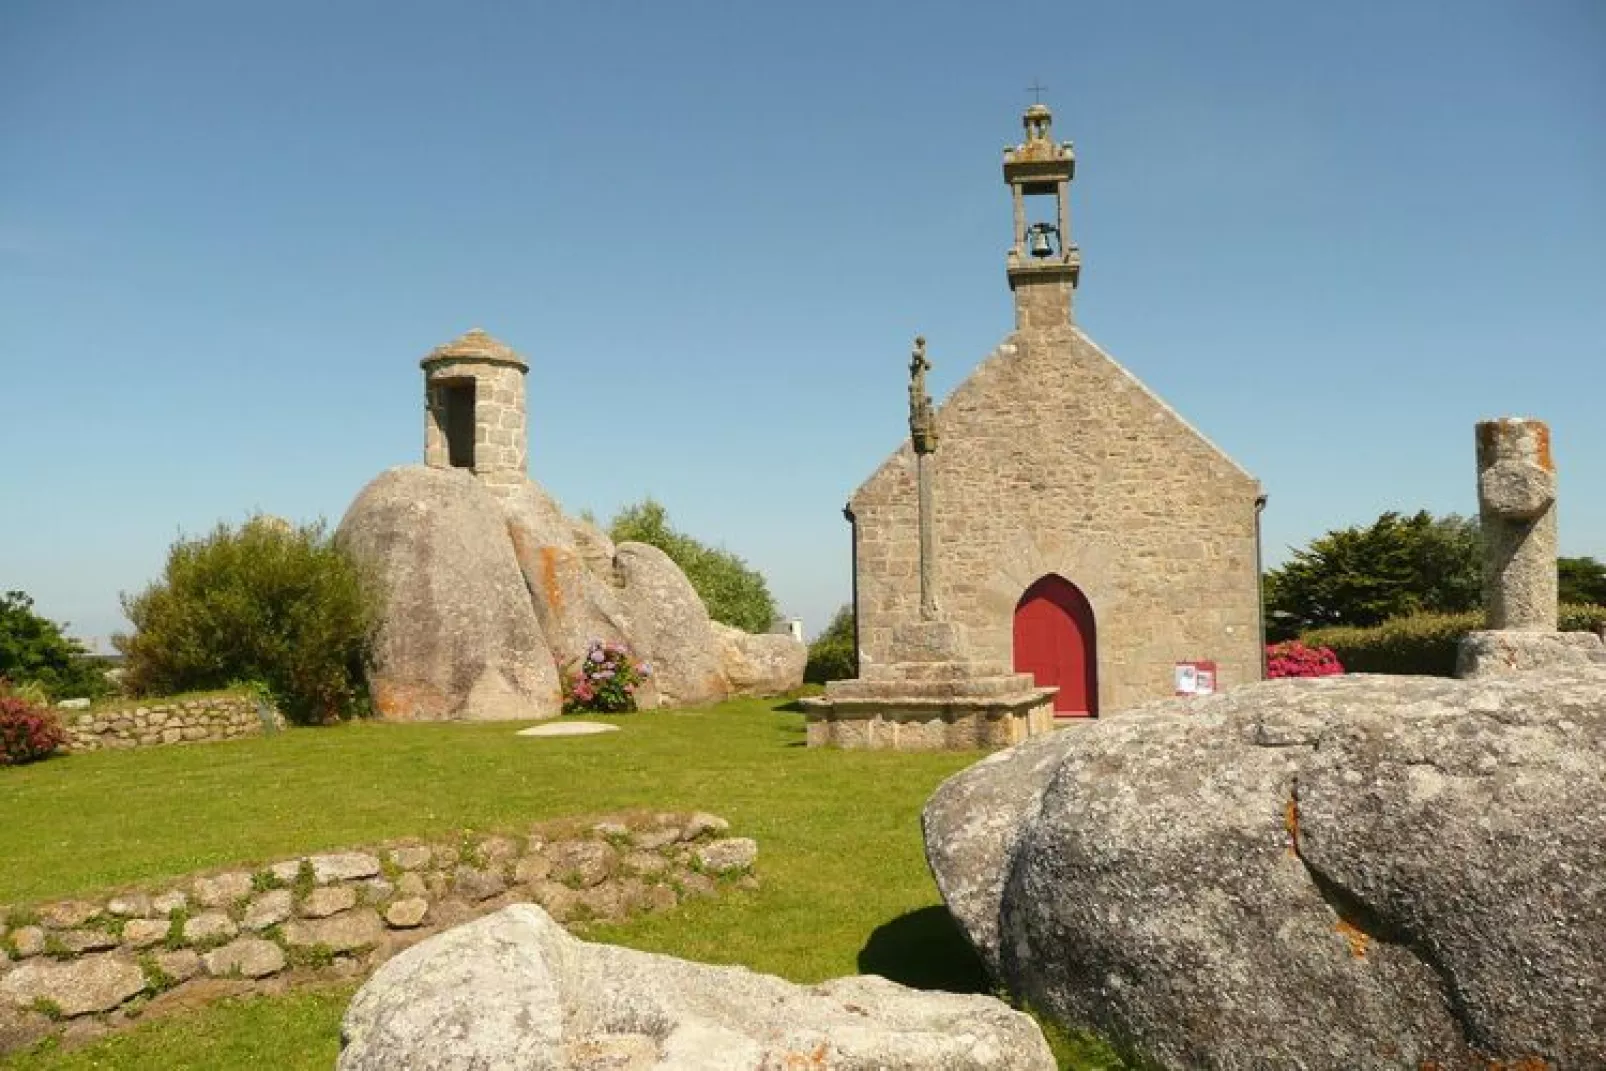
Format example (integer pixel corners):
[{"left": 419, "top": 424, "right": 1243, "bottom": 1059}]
[{"left": 1027, "top": 222, "right": 1058, "bottom": 259}]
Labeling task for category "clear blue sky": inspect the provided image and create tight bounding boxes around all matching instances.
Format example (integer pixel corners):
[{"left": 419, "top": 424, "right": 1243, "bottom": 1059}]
[{"left": 4, "top": 1, "right": 1603, "bottom": 645}]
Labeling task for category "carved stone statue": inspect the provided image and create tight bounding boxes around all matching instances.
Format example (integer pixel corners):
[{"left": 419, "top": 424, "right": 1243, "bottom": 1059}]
[{"left": 908, "top": 336, "right": 938, "bottom": 455}]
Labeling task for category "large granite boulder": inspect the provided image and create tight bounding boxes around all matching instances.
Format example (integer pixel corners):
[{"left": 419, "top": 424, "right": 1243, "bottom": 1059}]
[
  {"left": 338, "top": 466, "right": 562, "bottom": 720},
  {"left": 502, "top": 482, "right": 633, "bottom": 671},
  {"left": 338, "top": 903, "right": 1053, "bottom": 1070},
  {"left": 614, "top": 543, "right": 730, "bottom": 708},
  {"left": 924, "top": 670, "right": 1606, "bottom": 1070},
  {"left": 712, "top": 622, "right": 806, "bottom": 698},
  {"left": 338, "top": 465, "right": 784, "bottom": 718}
]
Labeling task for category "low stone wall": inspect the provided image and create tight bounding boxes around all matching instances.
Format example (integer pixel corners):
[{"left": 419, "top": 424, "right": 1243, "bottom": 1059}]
[
  {"left": 60, "top": 694, "right": 284, "bottom": 753},
  {"left": 0, "top": 811, "right": 756, "bottom": 1053}
]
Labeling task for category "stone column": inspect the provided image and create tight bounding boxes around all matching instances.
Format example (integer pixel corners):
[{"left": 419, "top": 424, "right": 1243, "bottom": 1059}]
[
  {"left": 1012, "top": 187, "right": 1026, "bottom": 256},
  {"left": 907, "top": 336, "right": 940, "bottom": 621},
  {"left": 1456, "top": 418, "right": 1605, "bottom": 678},
  {"left": 1056, "top": 181, "right": 1068, "bottom": 258},
  {"left": 1476, "top": 418, "right": 1557, "bottom": 631},
  {"left": 917, "top": 452, "right": 937, "bottom": 621}
]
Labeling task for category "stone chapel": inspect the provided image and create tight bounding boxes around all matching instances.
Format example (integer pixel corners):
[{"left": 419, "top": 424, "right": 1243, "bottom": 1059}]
[{"left": 843, "top": 103, "right": 1265, "bottom": 718}]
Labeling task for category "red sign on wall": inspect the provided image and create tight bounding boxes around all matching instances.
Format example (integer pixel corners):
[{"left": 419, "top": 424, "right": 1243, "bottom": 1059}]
[{"left": 1174, "top": 661, "right": 1217, "bottom": 697}]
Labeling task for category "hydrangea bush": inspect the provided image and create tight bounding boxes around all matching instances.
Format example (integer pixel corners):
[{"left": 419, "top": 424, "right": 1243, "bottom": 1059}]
[
  {"left": 0, "top": 686, "right": 68, "bottom": 765},
  {"left": 1266, "top": 640, "right": 1344, "bottom": 679},
  {"left": 562, "top": 639, "right": 650, "bottom": 714}
]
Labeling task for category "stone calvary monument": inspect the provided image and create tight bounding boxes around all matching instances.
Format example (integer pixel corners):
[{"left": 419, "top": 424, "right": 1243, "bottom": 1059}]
[
  {"left": 806, "top": 102, "right": 1264, "bottom": 748},
  {"left": 801, "top": 339, "right": 1057, "bottom": 749},
  {"left": 337, "top": 329, "right": 804, "bottom": 721}
]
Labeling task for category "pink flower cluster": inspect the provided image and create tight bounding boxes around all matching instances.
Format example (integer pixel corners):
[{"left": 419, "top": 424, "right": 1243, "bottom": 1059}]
[
  {"left": 1266, "top": 641, "right": 1344, "bottom": 679},
  {"left": 562, "top": 639, "right": 650, "bottom": 714},
  {"left": 0, "top": 692, "right": 67, "bottom": 765}
]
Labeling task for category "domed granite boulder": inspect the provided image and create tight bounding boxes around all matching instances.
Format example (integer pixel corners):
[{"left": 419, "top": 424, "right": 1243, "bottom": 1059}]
[
  {"left": 712, "top": 622, "right": 805, "bottom": 698},
  {"left": 924, "top": 669, "right": 1606, "bottom": 1070},
  {"left": 502, "top": 482, "right": 632, "bottom": 670},
  {"left": 338, "top": 466, "right": 562, "bottom": 720},
  {"left": 339, "top": 469, "right": 784, "bottom": 719},
  {"left": 614, "top": 543, "right": 730, "bottom": 708}
]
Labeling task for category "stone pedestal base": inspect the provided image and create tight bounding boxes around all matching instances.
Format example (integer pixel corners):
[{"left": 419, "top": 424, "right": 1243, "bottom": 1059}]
[
  {"left": 887, "top": 619, "right": 971, "bottom": 663},
  {"left": 799, "top": 663, "right": 1056, "bottom": 751},
  {"left": 1455, "top": 630, "right": 1606, "bottom": 679}
]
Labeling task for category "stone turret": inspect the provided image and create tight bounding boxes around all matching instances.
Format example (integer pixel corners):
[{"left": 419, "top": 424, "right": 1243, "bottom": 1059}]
[{"left": 421, "top": 328, "right": 529, "bottom": 495}]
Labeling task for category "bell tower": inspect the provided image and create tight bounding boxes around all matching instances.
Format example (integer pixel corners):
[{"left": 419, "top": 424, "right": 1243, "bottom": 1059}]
[{"left": 1004, "top": 102, "right": 1080, "bottom": 332}]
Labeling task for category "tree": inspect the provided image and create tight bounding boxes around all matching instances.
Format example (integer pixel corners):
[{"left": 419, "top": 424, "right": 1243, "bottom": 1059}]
[
  {"left": 805, "top": 604, "right": 856, "bottom": 684},
  {"left": 608, "top": 498, "right": 778, "bottom": 634},
  {"left": 0, "top": 591, "right": 112, "bottom": 701},
  {"left": 1559, "top": 556, "right": 1606, "bottom": 607},
  {"left": 116, "top": 516, "right": 376, "bottom": 724},
  {"left": 1264, "top": 511, "right": 1481, "bottom": 638}
]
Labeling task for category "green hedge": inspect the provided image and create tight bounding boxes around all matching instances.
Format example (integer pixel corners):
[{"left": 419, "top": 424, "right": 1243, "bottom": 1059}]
[
  {"left": 1304, "top": 604, "right": 1606, "bottom": 677},
  {"left": 804, "top": 605, "right": 856, "bottom": 685}
]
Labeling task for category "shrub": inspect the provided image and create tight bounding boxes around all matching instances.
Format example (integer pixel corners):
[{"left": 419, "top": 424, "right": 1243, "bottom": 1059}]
[
  {"left": 562, "top": 639, "right": 649, "bottom": 714},
  {"left": 805, "top": 605, "right": 857, "bottom": 684},
  {"left": 1303, "top": 604, "right": 1606, "bottom": 678},
  {"left": 608, "top": 499, "right": 778, "bottom": 634},
  {"left": 1265, "top": 512, "right": 1481, "bottom": 638},
  {"left": 1302, "top": 612, "right": 1476, "bottom": 677},
  {"left": 1265, "top": 641, "right": 1343, "bottom": 678},
  {"left": 1560, "top": 603, "right": 1606, "bottom": 634},
  {"left": 1559, "top": 558, "right": 1606, "bottom": 607},
  {"left": 0, "top": 691, "right": 67, "bottom": 765},
  {"left": 116, "top": 516, "right": 375, "bottom": 724},
  {"left": 0, "top": 591, "right": 113, "bottom": 702}
]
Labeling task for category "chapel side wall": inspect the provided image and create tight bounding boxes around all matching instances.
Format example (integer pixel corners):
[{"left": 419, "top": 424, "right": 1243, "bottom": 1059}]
[{"left": 851, "top": 328, "right": 1263, "bottom": 712}]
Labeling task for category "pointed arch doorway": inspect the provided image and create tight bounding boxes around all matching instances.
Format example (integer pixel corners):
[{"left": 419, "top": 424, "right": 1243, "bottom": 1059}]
[{"left": 1013, "top": 575, "right": 1098, "bottom": 717}]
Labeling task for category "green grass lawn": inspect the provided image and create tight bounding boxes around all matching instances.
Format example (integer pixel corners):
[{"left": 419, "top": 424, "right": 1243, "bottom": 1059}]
[{"left": 0, "top": 696, "right": 1123, "bottom": 1070}]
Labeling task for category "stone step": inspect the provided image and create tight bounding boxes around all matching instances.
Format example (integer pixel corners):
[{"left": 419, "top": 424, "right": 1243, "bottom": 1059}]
[{"left": 821, "top": 675, "right": 1049, "bottom": 702}]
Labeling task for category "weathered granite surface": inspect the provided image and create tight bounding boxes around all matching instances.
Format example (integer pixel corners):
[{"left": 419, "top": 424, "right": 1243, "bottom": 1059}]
[
  {"left": 339, "top": 465, "right": 562, "bottom": 721},
  {"left": 338, "top": 903, "right": 1053, "bottom": 1070},
  {"left": 712, "top": 622, "right": 808, "bottom": 699},
  {"left": 925, "top": 671, "right": 1606, "bottom": 1069},
  {"left": 1457, "top": 628, "right": 1606, "bottom": 678}
]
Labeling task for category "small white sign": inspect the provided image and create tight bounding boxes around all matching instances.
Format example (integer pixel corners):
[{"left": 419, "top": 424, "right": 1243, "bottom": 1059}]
[{"left": 1174, "top": 664, "right": 1198, "bottom": 695}]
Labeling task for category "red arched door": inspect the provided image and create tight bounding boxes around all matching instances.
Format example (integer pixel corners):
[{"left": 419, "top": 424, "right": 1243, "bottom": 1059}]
[{"left": 1013, "top": 575, "right": 1098, "bottom": 716}]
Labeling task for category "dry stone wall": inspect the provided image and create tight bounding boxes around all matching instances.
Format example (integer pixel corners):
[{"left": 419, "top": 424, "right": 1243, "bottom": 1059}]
[
  {"left": 60, "top": 694, "right": 283, "bottom": 753},
  {"left": 0, "top": 811, "right": 755, "bottom": 1054}
]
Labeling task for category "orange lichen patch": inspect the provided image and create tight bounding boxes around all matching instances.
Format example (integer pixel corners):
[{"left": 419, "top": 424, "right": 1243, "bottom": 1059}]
[
  {"left": 539, "top": 546, "right": 565, "bottom": 613},
  {"left": 372, "top": 680, "right": 447, "bottom": 722},
  {"left": 779, "top": 1044, "right": 830, "bottom": 1069},
  {"left": 1335, "top": 918, "right": 1369, "bottom": 959},
  {"left": 1487, "top": 1059, "right": 1553, "bottom": 1071},
  {"left": 1284, "top": 795, "right": 1300, "bottom": 854},
  {"left": 1478, "top": 418, "right": 1554, "bottom": 472}
]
